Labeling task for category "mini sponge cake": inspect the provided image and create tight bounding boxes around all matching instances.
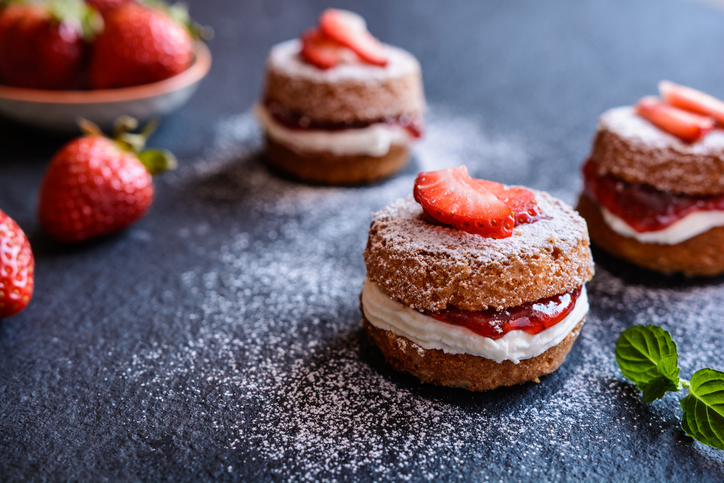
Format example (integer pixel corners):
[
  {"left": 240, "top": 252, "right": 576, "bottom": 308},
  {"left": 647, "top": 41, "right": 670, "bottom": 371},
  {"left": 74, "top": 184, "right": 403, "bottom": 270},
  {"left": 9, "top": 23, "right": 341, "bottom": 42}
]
[
  {"left": 362, "top": 176, "right": 594, "bottom": 391},
  {"left": 579, "top": 103, "right": 724, "bottom": 275},
  {"left": 257, "top": 10, "right": 425, "bottom": 185}
]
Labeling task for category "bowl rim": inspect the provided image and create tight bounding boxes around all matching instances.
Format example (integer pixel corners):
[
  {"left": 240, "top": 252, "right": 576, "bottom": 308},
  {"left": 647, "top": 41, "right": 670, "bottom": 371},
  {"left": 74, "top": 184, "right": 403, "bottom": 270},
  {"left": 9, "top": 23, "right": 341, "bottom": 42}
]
[{"left": 0, "top": 41, "right": 212, "bottom": 105}]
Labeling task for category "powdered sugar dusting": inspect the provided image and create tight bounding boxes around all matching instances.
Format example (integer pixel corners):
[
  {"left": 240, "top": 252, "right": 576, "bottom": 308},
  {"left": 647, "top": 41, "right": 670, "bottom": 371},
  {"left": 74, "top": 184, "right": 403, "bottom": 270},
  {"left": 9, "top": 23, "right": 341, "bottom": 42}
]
[
  {"left": 368, "top": 193, "right": 586, "bottom": 266},
  {"left": 599, "top": 106, "right": 724, "bottom": 153},
  {"left": 268, "top": 39, "right": 421, "bottom": 83},
  {"left": 120, "top": 108, "right": 724, "bottom": 481},
  {"left": 364, "top": 193, "right": 593, "bottom": 312}
]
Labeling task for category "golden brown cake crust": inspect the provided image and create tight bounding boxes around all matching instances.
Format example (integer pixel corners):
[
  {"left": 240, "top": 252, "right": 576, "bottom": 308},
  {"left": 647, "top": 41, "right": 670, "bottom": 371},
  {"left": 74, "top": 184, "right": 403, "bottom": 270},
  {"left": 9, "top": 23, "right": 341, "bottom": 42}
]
[
  {"left": 263, "top": 40, "right": 425, "bottom": 124},
  {"left": 264, "top": 136, "right": 409, "bottom": 185},
  {"left": 363, "top": 193, "right": 595, "bottom": 312},
  {"left": 590, "top": 106, "right": 724, "bottom": 196},
  {"left": 363, "top": 317, "right": 585, "bottom": 391},
  {"left": 577, "top": 194, "right": 724, "bottom": 276}
]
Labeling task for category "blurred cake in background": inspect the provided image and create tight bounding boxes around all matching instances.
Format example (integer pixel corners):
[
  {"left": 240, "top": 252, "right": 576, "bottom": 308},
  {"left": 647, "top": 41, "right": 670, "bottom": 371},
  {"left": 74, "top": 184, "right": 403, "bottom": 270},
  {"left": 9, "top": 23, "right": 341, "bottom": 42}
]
[
  {"left": 578, "top": 81, "right": 724, "bottom": 275},
  {"left": 257, "top": 9, "right": 425, "bottom": 185}
]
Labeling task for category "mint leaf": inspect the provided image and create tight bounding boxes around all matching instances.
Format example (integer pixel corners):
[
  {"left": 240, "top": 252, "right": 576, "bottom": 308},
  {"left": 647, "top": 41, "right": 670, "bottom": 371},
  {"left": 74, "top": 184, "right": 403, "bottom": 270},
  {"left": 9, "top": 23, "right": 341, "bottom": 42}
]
[
  {"left": 615, "top": 325, "right": 681, "bottom": 402},
  {"left": 680, "top": 368, "right": 724, "bottom": 450}
]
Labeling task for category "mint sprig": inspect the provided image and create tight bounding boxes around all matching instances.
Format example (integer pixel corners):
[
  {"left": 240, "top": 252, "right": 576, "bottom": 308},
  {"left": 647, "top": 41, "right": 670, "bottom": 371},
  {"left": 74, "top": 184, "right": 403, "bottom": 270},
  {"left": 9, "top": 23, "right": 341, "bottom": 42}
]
[
  {"left": 615, "top": 325, "right": 681, "bottom": 402},
  {"left": 680, "top": 369, "right": 724, "bottom": 450},
  {"left": 616, "top": 325, "right": 724, "bottom": 450}
]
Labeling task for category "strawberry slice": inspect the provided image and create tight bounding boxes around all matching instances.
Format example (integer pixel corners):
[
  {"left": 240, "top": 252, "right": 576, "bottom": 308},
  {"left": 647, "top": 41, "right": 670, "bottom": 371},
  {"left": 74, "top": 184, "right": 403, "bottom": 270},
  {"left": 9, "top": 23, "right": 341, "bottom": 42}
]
[
  {"left": 319, "top": 9, "right": 388, "bottom": 66},
  {"left": 472, "top": 179, "right": 544, "bottom": 225},
  {"left": 413, "top": 166, "right": 515, "bottom": 238},
  {"left": 635, "top": 96, "right": 715, "bottom": 142},
  {"left": 659, "top": 80, "right": 724, "bottom": 126},
  {"left": 300, "top": 28, "right": 357, "bottom": 69}
]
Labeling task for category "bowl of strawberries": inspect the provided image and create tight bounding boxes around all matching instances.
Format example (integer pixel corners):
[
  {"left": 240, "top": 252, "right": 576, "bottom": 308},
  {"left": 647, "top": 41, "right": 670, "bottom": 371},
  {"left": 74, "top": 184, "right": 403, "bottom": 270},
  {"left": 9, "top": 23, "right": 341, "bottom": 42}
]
[{"left": 0, "top": 0, "right": 211, "bottom": 132}]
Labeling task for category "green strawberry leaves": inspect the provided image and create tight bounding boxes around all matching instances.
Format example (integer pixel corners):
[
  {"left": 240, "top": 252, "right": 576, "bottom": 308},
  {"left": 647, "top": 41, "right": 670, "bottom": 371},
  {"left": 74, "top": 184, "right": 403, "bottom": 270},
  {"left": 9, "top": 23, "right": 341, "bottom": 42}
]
[
  {"left": 47, "top": 0, "right": 104, "bottom": 41},
  {"left": 138, "top": 149, "right": 177, "bottom": 175},
  {"left": 615, "top": 325, "right": 724, "bottom": 451},
  {"left": 680, "top": 369, "right": 724, "bottom": 450},
  {"left": 77, "top": 116, "right": 177, "bottom": 175},
  {"left": 615, "top": 325, "right": 681, "bottom": 402}
]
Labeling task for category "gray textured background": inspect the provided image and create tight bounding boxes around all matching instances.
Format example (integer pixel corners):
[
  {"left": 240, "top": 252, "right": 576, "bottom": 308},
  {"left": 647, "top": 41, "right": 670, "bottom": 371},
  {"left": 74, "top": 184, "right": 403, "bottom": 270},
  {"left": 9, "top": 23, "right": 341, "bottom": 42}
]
[{"left": 2, "top": 0, "right": 724, "bottom": 481}]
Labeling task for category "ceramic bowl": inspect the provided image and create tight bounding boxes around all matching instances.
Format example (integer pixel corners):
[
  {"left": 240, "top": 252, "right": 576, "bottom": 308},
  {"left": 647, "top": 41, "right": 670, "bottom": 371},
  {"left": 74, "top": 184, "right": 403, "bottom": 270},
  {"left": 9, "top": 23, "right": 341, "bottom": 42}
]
[{"left": 0, "top": 42, "right": 211, "bottom": 133}]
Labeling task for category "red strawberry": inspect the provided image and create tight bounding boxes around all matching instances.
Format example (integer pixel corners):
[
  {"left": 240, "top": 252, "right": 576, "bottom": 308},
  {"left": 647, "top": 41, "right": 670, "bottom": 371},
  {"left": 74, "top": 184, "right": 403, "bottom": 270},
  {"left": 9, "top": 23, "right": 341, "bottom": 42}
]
[
  {"left": 319, "top": 9, "right": 388, "bottom": 66},
  {"left": 659, "top": 81, "right": 724, "bottom": 126},
  {"left": 88, "top": 2, "right": 193, "bottom": 89},
  {"left": 300, "top": 28, "right": 358, "bottom": 69},
  {"left": 0, "top": 210, "right": 34, "bottom": 318},
  {"left": 635, "top": 96, "right": 714, "bottom": 142},
  {"left": 0, "top": 1, "right": 99, "bottom": 90},
  {"left": 472, "top": 180, "right": 544, "bottom": 225},
  {"left": 38, "top": 118, "right": 176, "bottom": 243},
  {"left": 413, "top": 166, "right": 515, "bottom": 239}
]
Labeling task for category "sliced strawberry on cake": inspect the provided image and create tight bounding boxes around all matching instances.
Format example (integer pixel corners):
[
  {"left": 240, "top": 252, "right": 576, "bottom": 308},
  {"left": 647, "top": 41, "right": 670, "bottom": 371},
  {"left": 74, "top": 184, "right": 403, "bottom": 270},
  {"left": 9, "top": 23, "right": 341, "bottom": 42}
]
[
  {"left": 635, "top": 96, "right": 714, "bottom": 143},
  {"left": 300, "top": 28, "right": 358, "bottom": 69},
  {"left": 472, "top": 179, "right": 545, "bottom": 225},
  {"left": 318, "top": 9, "right": 388, "bottom": 66},
  {"left": 413, "top": 166, "right": 546, "bottom": 238},
  {"left": 413, "top": 166, "right": 515, "bottom": 238},
  {"left": 659, "top": 81, "right": 724, "bottom": 126}
]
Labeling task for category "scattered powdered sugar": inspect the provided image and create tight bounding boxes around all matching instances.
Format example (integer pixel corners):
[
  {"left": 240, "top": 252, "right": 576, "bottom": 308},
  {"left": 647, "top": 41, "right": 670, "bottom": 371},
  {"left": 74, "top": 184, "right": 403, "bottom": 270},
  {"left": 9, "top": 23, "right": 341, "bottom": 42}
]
[
  {"left": 598, "top": 106, "right": 724, "bottom": 153},
  {"left": 118, "top": 108, "right": 724, "bottom": 481},
  {"left": 416, "top": 108, "right": 531, "bottom": 186}
]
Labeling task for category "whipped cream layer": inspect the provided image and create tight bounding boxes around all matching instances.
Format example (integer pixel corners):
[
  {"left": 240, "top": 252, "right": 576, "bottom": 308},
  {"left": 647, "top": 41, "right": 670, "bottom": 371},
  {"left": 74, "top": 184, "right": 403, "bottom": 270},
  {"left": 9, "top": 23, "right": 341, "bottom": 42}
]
[
  {"left": 255, "top": 104, "right": 413, "bottom": 157},
  {"left": 361, "top": 279, "right": 588, "bottom": 364},
  {"left": 600, "top": 206, "right": 724, "bottom": 245}
]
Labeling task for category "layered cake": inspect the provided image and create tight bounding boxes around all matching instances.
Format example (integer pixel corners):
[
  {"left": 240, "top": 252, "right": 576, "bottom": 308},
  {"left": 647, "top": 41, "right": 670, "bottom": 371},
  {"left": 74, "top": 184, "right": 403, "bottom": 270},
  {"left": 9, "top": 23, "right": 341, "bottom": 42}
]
[
  {"left": 578, "top": 81, "right": 724, "bottom": 275},
  {"left": 257, "top": 9, "right": 425, "bottom": 185},
  {"left": 362, "top": 166, "right": 595, "bottom": 391}
]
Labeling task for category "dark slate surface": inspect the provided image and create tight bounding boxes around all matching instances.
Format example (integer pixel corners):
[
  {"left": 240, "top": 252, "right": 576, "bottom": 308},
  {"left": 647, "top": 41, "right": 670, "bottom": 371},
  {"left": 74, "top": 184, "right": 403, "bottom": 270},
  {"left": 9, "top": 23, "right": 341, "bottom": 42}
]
[{"left": 2, "top": 0, "right": 724, "bottom": 481}]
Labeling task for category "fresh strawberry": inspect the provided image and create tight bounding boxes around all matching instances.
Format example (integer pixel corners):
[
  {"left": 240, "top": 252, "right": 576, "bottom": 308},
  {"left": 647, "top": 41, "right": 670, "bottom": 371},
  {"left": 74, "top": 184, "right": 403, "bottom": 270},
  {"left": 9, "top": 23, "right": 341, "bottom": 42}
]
[
  {"left": 472, "top": 179, "right": 544, "bottom": 225},
  {"left": 318, "top": 9, "right": 388, "bottom": 66},
  {"left": 0, "top": 210, "right": 34, "bottom": 318},
  {"left": 635, "top": 96, "right": 715, "bottom": 142},
  {"left": 0, "top": 1, "right": 100, "bottom": 90},
  {"left": 659, "top": 81, "right": 724, "bottom": 126},
  {"left": 88, "top": 2, "right": 193, "bottom": 89},
  {"left": 38, "top": 117, "right": 176, "bottom": 243},
  {"left": 413, "top": 166, "right": 515, "bottom": 239},
  {"left": 300, "top": 28, "right": 357, "bottom": 69}
]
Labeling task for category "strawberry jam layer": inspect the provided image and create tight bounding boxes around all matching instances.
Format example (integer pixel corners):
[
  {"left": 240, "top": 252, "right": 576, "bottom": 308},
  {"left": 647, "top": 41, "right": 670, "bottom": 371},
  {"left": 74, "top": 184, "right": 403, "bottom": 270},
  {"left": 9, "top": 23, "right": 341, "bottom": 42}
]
[
  {"left": 428, "top": 287, "right": 581, "bottom": 341},
  {"left": 583, "top": 158, "right": 724, "bottom": 232},
  {"left": 263, "top": 99, "right": 423, "bottom": 138}
]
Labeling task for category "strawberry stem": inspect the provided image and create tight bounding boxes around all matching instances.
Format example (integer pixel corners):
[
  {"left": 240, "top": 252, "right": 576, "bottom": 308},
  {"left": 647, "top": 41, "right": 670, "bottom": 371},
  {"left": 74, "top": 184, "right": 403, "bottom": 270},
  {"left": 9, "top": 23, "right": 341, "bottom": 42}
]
[
  {"left": 77, "top": 118, "right": 103, "bottom": 137},
  {"left": 113, "top": 116, "right": 158, "bottom": 153},
  {"left": 113, "top": 115, "right": 139, "bottom": 138},
  {"left": 140, "top": 117, "right": 159, "bottom": 140},
  {"left": 75, "top": 116, "right": 177, "bottom": 175}
]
